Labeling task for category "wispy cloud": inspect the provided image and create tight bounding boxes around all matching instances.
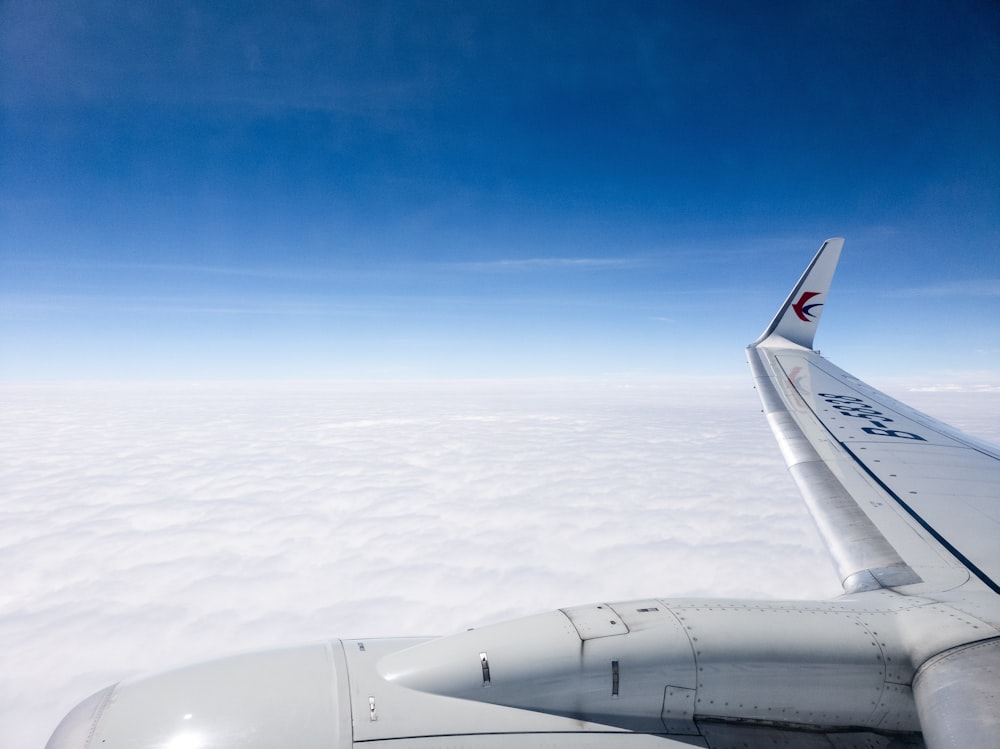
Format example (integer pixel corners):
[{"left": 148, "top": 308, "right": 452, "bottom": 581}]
[
  {"left": 109, "top": 263, "right": 332, "bottom": 280},
  {"left": 4, "top": 258, "right": 353, "bottom": 283},
  {"left": 907, "top": 384, "right": 1000, "bottom": 393},
  {"left": 0, "top": 292, "right": 365, "bottom": 317},
  {"left": 890, "top": 279, "right": 1000, "bottom": 298},
  {"left": 446, "top": 257, "right": 646, "bottom": 272}
]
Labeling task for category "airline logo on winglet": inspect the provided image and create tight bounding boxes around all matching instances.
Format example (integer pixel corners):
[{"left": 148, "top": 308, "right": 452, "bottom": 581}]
[{"left": 792, "top": 291, "right": 823, "bottom": 322}]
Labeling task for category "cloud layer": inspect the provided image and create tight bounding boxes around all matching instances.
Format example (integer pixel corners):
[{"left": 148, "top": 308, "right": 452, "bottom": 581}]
[{"left": 2, "top": 379, "right": 996, "bottom": 746}]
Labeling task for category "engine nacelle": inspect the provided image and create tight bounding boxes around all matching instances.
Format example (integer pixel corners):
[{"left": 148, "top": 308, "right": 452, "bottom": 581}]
[
  {"left": 377, "top": 597, "right": 924, "bottom": 735},
  {"left": 51, "top": 595, "right": 988, "bottom": 747},
  {"left": 46, "top": 643, "right": 352, "bottom": 749}
]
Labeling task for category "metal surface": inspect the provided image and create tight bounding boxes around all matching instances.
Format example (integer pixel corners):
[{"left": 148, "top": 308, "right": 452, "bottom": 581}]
[
  {"left": 748, "top": 345, "right": 921, "bottom": 592},
  {"left": 913, "top": 638, "right": 1000, "bottom": 749},
  {"left": 47, "top": 643, "right": 351, "bottom": 749}
]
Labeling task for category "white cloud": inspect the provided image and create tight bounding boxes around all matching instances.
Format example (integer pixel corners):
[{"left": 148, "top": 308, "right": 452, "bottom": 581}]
[
  {"left": 873, "top": 376, "right": 1000, "bottom": 432},
  {"left": 910, "top": 384, "right": 1000, "bottom": 394},
  {"left": 448, "top": 257, "right": 643, "bottom": 271},
  {"left": 2, "top": 380, "right": 996, "bottom": 746}
]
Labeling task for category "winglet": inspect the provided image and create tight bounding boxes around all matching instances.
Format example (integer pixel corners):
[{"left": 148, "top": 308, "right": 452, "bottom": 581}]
[{"left": 753, "top": 238, "right": 844, "bottom": 349}]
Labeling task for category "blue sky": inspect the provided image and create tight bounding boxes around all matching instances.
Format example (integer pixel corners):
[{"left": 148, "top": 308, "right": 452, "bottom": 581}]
[{"left": 2, "top": 0, "right": 998, "bottom": 380}]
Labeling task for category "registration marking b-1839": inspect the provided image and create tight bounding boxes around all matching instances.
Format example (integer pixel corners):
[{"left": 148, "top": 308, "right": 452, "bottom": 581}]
[{"left": 819, "top": 393, "right": 926, "bottom": 441}]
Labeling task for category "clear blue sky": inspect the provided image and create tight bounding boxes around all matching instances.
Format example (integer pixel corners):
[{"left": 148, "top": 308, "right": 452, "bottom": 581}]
[{"left": 2, "top": 1, "right": 998, "bottom": 379}]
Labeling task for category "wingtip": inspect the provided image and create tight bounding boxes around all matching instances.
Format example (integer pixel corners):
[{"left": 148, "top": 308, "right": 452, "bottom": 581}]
[{"left": 753, "top": 238, "right": 844, "bottom": 350}]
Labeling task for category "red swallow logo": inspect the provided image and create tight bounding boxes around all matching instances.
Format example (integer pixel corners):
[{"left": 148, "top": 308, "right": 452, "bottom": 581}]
[{"left": 792, "top": 291, "right": 822, "bottom": 322}]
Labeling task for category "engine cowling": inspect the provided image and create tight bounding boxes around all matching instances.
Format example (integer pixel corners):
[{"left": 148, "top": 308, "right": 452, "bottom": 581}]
[{"left": 46, "top": 643, "right": 351, "bottom": 749}]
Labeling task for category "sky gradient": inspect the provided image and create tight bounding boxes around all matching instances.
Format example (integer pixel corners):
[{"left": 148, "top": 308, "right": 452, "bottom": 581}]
[{"left": 2, "top": 1, "right": 998, "bottom": 380}]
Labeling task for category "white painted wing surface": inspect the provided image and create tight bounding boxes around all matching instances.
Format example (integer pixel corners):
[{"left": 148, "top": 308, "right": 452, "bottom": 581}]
[{"left": 749, "top": 239, "right": 1000, "bottom": 596}]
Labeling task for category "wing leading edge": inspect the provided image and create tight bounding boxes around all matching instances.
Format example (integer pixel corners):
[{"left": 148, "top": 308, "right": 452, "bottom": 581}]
[{"left": 748, "top": 239, "right": 1000, "bottom": 596}]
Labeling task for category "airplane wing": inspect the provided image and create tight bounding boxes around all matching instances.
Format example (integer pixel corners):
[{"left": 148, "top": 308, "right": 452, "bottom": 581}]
[{"left": 747, "top": 238, "right": 1000, "bottom": 597}]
